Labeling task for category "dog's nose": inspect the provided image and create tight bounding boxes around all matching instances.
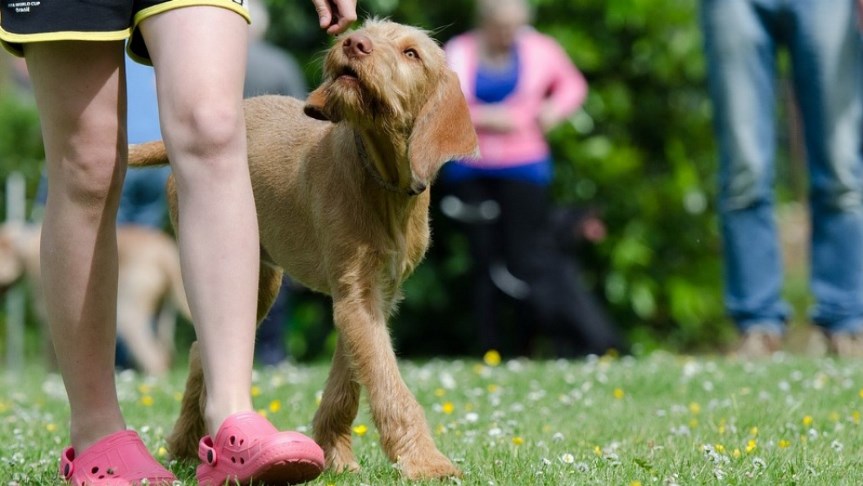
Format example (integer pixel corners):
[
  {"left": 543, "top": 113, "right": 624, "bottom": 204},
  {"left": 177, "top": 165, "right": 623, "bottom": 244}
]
[{"left": 342, "top": 33, "right": 374, "bottom": 58}]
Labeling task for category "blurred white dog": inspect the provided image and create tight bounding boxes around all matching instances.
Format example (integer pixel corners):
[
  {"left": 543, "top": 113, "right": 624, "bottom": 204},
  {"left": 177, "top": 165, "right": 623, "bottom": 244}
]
[{"left": 0, "top": 223, "right": 190, "bottom": 375}]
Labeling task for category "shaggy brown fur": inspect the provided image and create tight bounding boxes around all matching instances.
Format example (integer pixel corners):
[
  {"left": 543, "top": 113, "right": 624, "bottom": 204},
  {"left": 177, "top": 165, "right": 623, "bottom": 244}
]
[
  {"left": 0, "top": 223, "right": 190, "bottom": 375},
  {"left": 128, "top": 19, "right": 478, "bottom": 479}
]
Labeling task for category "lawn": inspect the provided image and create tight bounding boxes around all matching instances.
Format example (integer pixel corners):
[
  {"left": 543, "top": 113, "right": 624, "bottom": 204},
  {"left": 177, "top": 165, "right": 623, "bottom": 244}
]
[{"left": 2, "top": 352, "right": 863, "bottom": 485}]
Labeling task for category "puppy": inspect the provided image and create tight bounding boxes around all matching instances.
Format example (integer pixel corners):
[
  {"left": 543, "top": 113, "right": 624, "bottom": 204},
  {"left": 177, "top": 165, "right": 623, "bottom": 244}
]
[
  {"left": 129, "top": 19, "right": 478, "bottom": 479},
  {"left": 0, "top": 223, "right": 190, "bottom": 375}
]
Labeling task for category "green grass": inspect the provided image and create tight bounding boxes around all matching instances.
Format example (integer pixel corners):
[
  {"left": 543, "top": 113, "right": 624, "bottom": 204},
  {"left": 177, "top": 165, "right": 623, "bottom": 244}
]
[{"left": 3, "top": 352, "right": 863, "bottom": 485}]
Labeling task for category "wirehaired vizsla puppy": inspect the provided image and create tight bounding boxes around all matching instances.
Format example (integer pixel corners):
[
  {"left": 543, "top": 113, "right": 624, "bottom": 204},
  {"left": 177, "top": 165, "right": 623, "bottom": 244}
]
[{"left": 129, "top": 19, "right": 478, "bottom": 480}]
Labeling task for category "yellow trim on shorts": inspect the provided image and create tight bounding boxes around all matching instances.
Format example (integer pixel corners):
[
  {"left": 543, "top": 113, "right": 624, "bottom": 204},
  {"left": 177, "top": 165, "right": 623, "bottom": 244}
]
[
  {"left": 0, "top": 27, "right": 131, "bottom": 57},
  {"left": 127, "top": 0, "right": 251, "bottom": 65}
]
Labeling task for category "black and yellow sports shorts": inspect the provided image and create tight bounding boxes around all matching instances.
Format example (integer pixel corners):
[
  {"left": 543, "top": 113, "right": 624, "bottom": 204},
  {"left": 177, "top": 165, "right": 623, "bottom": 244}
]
[{"left": 0, "top": 0, "right": 251, "bottom": 64}]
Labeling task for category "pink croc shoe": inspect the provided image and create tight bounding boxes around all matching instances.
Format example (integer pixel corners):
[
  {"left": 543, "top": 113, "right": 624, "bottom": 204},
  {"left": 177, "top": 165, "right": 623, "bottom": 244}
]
[
  {"left": 59, "top": 430, "right": 176, "bottom": 485},
  {"left": 196, "top": 412, "right": 324, "bottom": 485}
]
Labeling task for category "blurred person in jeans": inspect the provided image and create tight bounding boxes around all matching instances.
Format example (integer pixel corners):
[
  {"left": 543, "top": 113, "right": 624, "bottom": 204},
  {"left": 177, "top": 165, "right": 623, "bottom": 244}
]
[
  {"left": 701, "top": 0, "right": 863, "bottom": 357},
  {"left": 442, "top": 0, "right": 625, "bottom": 357}
]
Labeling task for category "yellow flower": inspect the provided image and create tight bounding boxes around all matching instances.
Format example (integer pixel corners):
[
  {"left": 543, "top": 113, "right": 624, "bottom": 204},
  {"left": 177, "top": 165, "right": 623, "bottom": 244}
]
[
  {"left": 732, "top": 448, "right": 741, "bottom": 459},
  {"left": 613, "top": 388, "right": 625, "bottom": 400},
  {"left": 778, "top": 439, "right": 791, "bottom": 449},
  {"left": 487, "top": 384, "right": 500, "bottom": 393},
  {"left": 140, "top": 395, "right": 154, "bottom": 407},
  {"left": 802, "top": 415, "right": 813, "bottom": 427},
  {"left": 442, "top": 402, "right": 455, "bottom": 415},
  {"left": 268, "top": 400, "right": 281, "bottom": 413},
  {"left": 689, "top": 402, "right": 701, "bottom": 415},
  {"left": 353, "top": 424, "right": 368, "bottom": 437},
  {"left": 630, "top": 481, "right": 642, "bottom": 486},
  {"left": 745, "top": 439, "right": 757, "bottom": 453},
  {"left": 512, "top": 436, "right": 524, "bottom": 446},
  {"left": 593, "top": 445, "right": 602, "bottom": 457},
  {"left": 434, "top": 388, "right": 446, "bottom": 398},
  {"left": 157, "top": 446, "right": 168, "bottom": 458},
  {"left": 749, "top": 426, "right": 758, "bottom": 437},
  {"left": 46, "top": 423, "right": 57, "bottom": 433},
  {"left": 173, "top": 392, "right": 183, "bottom": 402},
  {"left": 483, "top": 350, "right": 502, "bottom": 367},
  {"left": 251, "top": 385, "right": 262, "bottom": 397},
  {"left": 853, "top": 411, "right": 861, "bottom": 424},
  {"left": 859, "top": 388, "right": 863, "bottom": 399},
  {"left": 714, "top": 444, "right": 725, "bottom": 454}
]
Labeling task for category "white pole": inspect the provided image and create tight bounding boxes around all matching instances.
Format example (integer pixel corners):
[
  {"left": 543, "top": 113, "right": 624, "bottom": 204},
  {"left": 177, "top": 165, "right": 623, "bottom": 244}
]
[{"left": 6, "top": 172, "right": 26, "bottom": 372}]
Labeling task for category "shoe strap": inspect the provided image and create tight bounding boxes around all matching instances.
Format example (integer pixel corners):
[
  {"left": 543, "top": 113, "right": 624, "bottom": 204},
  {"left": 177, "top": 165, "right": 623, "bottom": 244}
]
[
  {"left": 199, "top": 435, "right": 218, "bottom": 466},
  {"left": 60, "top": 447, "right": 75, "bottom": 480}
]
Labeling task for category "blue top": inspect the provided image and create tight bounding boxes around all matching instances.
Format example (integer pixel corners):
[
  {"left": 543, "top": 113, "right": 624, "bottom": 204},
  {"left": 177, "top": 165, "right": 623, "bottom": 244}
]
[
  {"left": 444, "top": 47, "right": 553, "bottom": 186},
  {"left": 475, "top": 48, "right": 520, "bottom": 103}
]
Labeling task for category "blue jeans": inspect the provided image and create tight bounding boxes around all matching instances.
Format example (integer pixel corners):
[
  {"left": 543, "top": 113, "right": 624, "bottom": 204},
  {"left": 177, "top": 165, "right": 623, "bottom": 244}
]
[{"left": 701, "top": 0, "right": 863, "bottom": 333}]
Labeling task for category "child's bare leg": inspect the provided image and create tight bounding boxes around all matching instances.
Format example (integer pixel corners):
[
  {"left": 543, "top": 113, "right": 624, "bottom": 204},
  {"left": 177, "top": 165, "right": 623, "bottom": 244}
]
[
  {"left": 24, "top": 40, "right": 127, "bottom": 451},
  {"left": 140, "top": 7, "right": 258, "bottom": 435}
]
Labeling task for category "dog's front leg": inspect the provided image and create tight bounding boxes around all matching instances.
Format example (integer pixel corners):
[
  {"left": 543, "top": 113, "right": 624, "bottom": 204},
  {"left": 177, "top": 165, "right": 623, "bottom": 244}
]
[
  {"left": 313, "top": 335, "right": 361, "bottom": 473},
  {"left": 332, "top": 298, "right": 461, "bottom": 480}
]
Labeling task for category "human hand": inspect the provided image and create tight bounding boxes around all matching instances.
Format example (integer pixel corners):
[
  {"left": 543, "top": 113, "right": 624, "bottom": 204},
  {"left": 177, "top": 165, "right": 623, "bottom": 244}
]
[
  {"left": 538, "top": 103, "right": 559, "bottom": 133},
  {"left": 580, "top": 216, "right": 607, "bottom": 243},
  {"left": 311, "top": 0, "right": 358, "bottom": 35},
  {"left": 476, "top": 105, "right": 517, "bottom": 133}
]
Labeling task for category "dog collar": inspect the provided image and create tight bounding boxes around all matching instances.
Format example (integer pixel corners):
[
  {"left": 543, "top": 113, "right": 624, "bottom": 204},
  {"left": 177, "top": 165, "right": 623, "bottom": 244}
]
[{"left": 354, "top": 131, "right": 415, "bottom": 196}]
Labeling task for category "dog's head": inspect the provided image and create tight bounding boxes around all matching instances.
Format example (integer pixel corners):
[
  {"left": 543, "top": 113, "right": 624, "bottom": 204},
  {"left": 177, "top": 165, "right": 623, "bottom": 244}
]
[{"left": 305, "top": 19, "right": 479, "bottom": 192}]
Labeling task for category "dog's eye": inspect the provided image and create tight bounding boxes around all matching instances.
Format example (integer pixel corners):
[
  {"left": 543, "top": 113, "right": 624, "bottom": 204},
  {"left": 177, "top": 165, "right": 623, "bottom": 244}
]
[{"left": 404, "top": 48, "right": 420, "bottom": 59}]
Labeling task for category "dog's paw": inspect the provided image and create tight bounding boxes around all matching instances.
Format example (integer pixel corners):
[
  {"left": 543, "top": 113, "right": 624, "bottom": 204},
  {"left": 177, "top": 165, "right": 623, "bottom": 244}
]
[
  {"left": 397, "top": 449, "right": 461, "bottom": 480},
  {"left": 325, "top": 444, "right": 361, "bottom": 474}
]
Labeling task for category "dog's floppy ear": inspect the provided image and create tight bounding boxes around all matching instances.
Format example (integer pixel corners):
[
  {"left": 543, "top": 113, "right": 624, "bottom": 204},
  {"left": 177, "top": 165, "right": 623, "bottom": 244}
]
[
  {"left": 304, "top": 82, "right": 342, "bottom": 122},
  {"left": 408, "top": 69, "right": 479, "bottom": 186}
]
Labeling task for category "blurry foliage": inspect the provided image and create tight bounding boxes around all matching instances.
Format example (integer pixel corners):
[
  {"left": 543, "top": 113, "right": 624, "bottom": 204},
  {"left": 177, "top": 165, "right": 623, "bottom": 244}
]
[
  {"left": 0, "top": 93, "right": 43, "bottom": 217},
  {"left": 0, "top": 0, "right": 746, "bottom": 362}
]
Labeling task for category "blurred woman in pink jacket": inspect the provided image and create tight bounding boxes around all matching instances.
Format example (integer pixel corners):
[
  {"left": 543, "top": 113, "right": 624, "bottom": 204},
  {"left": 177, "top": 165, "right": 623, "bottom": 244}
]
[{"left": 441, "top": 0, "right": 625, "bottom": 357}]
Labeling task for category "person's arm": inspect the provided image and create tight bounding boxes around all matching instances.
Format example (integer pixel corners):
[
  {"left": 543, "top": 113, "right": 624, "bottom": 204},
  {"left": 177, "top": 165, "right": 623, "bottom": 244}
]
[
  {"left": 311, "top": 0, "right": 358, "bottom": 35},
  {"left": 537, "top": 40, "right": 588, "bottom": 133}
]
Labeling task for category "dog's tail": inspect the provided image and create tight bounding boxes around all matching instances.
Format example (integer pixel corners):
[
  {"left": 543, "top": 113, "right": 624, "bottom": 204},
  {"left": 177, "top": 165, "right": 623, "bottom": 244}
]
[{"left": 129, "top": 141, "right": 169, "bottom": 167}]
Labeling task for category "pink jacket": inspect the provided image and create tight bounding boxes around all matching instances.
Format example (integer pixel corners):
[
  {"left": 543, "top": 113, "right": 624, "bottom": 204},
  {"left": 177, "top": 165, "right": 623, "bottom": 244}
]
[{"left": 445, "top": 28, "right": 588, "bottom": 168}]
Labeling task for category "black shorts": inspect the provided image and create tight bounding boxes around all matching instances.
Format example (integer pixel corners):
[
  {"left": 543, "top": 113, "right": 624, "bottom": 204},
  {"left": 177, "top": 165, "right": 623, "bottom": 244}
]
[{"left": 0, "top": 0, "right": 250, "bottom": 64}]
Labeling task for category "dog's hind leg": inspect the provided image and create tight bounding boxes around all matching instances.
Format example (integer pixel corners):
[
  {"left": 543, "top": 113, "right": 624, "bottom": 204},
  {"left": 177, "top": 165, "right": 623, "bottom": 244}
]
[
  {"left": 332, "top": 295, "right": 460, "bottom": 480},
  {"left": 313, "top": 335, "right": 361, "bottom": 473},
  {"left": 166, "top": 341, "right": 207, "bottom": 459}
]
